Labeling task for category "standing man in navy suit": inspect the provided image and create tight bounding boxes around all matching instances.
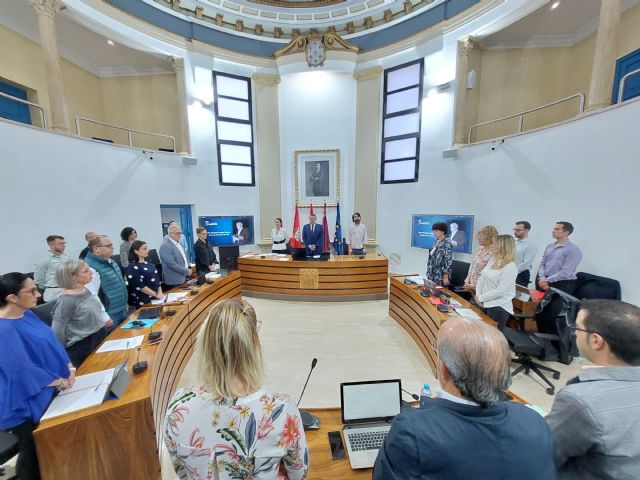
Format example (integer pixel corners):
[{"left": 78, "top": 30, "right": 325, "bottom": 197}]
[{"left": 302, "top": 213, "right": 324, "bottom": 257}]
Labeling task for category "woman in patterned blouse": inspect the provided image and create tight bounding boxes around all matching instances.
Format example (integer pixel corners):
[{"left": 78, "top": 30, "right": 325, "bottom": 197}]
[
  {"left": 164, "top": 300, "right": 309, "bottom": 480},
  {"left": 126, "top": 240, "right": 164, "bottom": 307},
  {"left": 426, "top": 222, "right": 453, "bottom": 286},
  {"left": 464, "top": 225, "right": 498, "bottom": 292}
]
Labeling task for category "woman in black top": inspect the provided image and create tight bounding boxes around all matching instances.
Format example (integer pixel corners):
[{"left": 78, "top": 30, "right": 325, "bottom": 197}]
[{"left": 127, "top": 240, "right": 164, "bottom": 307}]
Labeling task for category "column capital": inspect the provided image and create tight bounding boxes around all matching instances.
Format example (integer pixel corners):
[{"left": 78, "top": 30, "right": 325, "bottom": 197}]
[
  {"left": 458, "top": 37, "right": 476, "bottom": 57},
  {"left": 29, "top": 0, "right": 63, "bottom": 18},
  {"left": 353, "top": 66, "right": 383, "bottom": 82},
  {"left": 252, "top": 73, "right": 280, "bottom": 86},
  {"left": 168, "top": 56, "right": 185, "bottom": 74}
]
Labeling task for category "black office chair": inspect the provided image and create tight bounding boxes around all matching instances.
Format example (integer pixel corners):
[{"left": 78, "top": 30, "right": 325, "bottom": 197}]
[
  {"left": 574, "top": 272, "right": 621, "bottom": 300},
  {"left": 0, "top": 431, "right": 19, "bottom": 477},
  {"left": 449, "top": 260, "right": 470, "bottom": 289},
  {"left": 503, "top": 288, "right": 580, "bottom": 395},
  {"left": 32, "top": 299, "right": 58, "bottom": 326}
]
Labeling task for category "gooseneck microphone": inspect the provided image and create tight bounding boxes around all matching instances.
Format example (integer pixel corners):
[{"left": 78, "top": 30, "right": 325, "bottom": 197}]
[
  {"left": 132, "top": 346, "right": 148, "bottom": 374},
  {"left": 148, "top": 321, "right": 162, "bottom": 342},
  {"left": 297, "top": 358, "right": 320, "bottom": 430},
  {"left": 402, "top": 388, "right": 419, "bottom": 401}
]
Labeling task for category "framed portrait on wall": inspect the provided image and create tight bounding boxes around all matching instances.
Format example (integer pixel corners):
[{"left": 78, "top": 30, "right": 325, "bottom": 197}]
[{"left": 294, "top": 149, "right": 340, "bottom": 206}]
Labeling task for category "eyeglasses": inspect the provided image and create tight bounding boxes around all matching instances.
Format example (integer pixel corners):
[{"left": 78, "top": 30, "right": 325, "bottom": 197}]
[
  {"left": 99, "top": 244, "right": 114, "bottom": 248},
  {"left": 18, "top": 287, "right": 39, "bottom": 296},
  {"left": 567, "top": 324, "right": 615, "bottom": 344}
]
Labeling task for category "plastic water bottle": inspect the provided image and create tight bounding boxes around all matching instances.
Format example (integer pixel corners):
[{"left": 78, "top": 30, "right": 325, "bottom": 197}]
[{"left": 420, "top": 383, "right": 432, "bottom": 408}]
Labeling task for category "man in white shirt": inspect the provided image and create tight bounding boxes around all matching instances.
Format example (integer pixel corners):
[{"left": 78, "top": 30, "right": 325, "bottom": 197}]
[
  {"left": 34, "top": 235, "right": 70, "bottom": 302},
  {"left": 347, "top": 212, "right": 368, "bottom": 255},
  {"left": 513, "top": 221, "right": 538, "bottom": 286},
  {"left": 159, "top": 224, "right": 191, "bottom": 289}
]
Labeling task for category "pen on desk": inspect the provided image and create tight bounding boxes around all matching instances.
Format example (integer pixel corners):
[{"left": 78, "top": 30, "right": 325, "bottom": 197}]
[{"left": 126, "top": 341, "right": 130, "bottom": 349}]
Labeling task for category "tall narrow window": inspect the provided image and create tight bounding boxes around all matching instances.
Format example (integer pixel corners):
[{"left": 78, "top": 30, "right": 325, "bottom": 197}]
[
  {"left": 213, "top": 72, "right": 255, "bottom": 186},
  {"left": 381, "top": 59, "right": 424, "bottom": 183}
]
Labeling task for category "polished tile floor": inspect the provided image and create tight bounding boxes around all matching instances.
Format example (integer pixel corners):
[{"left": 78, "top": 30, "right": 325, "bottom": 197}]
[{"left": 161, "top": 296, "right": 586, "bottom": 479}]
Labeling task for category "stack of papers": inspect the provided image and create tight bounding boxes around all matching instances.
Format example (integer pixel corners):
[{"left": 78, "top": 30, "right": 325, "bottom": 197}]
[
  {"left": 404, "top": 275, "right": 425, "bottom": 284},
  {"left": 453, "top": 308, "right": 482, "bottom": 320},
  {"left": 96, "top": 335, "right": 144, "bottom": 353},
  {"left": 151, "top": 292, "right": 187, "bottom": 304},
  {"left": 41, "top": 368, "right": 115, "bottom": 420}
]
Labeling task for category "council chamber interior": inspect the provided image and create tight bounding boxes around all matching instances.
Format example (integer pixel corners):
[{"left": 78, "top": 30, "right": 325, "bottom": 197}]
[{"left": 1, "top": 0, "right": 639, "bottom": 478}]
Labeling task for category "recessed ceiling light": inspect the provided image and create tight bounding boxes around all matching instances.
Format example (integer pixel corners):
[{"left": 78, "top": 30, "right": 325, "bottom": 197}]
[
  {"left": 550, "top": 1, "right": 560, "bottom": 10},
  {"left": 107, "top": 39, "right": 115, "bottom": 46}
]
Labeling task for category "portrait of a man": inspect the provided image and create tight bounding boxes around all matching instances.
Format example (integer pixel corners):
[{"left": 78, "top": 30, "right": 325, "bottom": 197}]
[{"left": 305, "top": 160, "right": 329, "bottom": 197}]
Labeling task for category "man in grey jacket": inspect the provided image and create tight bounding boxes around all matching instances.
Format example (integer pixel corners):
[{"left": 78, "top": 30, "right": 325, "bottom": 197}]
[
  {"left": 159, "top": 223, "right": 191, "bottom": 289},
  {"left": 546, "top": 299, "right": 640, "bottom": 479}
]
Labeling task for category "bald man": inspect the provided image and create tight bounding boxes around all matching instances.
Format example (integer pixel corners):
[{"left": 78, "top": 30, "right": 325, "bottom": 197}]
[{"left": 373, "top": 317, "right": 557, "bottom": 480}]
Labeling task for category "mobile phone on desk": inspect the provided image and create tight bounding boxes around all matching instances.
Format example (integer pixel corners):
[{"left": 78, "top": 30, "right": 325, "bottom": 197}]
[{"left": 328, "top": 431, "right": 345, "bottom": 460}]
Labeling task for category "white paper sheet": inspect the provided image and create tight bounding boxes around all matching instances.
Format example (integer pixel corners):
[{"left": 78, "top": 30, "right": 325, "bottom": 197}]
[
  {"left": 41, "top": 368, "right": 115, "bottom": 420},
  {"left": 453, "top": 308, "right": 482, "bottom": 320},
  {"left": 151, "top": 292, "right": 188, "bottom": 304},
  {"left": 95, "top": 335, "right": 144, "bottom": 353}
]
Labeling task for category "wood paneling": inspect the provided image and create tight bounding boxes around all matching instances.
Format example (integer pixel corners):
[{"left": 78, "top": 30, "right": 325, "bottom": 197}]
[
  {"left": 238, "top": 254, "right": 389, "bottom": 300},
  {"left": 34, "top": 272, "right": 242, "bottom": 480}
]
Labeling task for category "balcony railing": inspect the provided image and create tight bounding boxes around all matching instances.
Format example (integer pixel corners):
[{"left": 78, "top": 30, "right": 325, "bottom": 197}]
[
  {"left": 75, "top": 116, "right": 176, "bottom": 152},
  {"left": 468, "top": 93, "right": 585, "bottom": 144},
  {"left": 617, "top": 67, "right": 640, "bottom": 103},
  {"left": 0, "top": 91, "right": 48, "bottom": 128}
]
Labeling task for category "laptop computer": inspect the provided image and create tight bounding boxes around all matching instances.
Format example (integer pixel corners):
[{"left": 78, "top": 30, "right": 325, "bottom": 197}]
[{"left": 340, "top": 379, "right": 402, "bottom": 469}]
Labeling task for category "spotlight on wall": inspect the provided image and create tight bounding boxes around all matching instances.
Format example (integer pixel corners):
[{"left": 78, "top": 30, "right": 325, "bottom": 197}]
[
  {"left": 550, "top": 1, "right": 560, "bottom": 10},
  {"left": 107, "top": 39, "right": 115, "bottom": 46},
  {"left": 490, "top": 139, "right": 505, "bottom": 151}
]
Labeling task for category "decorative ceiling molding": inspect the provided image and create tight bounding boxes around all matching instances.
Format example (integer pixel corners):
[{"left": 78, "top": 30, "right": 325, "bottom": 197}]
[
  {"left": 274, "top": 31, "right": 359, "bottom": 58},
  {"left": 246, "top": 0, "right": 345, "bottom": 8}
]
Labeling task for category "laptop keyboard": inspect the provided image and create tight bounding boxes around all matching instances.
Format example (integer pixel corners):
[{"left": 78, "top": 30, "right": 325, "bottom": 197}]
[{"left": 347, "top": 430, "right": 388, "bottom": 451}]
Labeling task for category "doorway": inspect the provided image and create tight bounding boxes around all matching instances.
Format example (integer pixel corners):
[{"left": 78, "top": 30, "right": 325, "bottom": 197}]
[{"left": 160, "top": 204, "right": 195, "bottom": 262}]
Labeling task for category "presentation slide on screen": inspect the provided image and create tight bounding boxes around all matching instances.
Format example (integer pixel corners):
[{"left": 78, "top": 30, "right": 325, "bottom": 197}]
[
  {"left": 199, "top": 216, "right": 255, "bottom": 247},
  {"left": 411, "top": 214, "right": 475, "bottom": 254}
]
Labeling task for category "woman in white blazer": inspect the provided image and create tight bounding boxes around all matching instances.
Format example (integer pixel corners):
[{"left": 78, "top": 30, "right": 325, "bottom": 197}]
[{"left": 475, "top": 234, "right": 518, "bottom": 332}]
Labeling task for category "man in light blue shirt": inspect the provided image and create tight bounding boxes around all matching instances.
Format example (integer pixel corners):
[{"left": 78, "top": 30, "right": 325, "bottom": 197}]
[
  {"left": 536, "top": 221, "right": 583, "bottom": 294},
  {"left": 34, "top": 235, "right": 70, "bottom": 302},
  {"left": 514, "top": 221, "right": 538, "bottom": 286}
]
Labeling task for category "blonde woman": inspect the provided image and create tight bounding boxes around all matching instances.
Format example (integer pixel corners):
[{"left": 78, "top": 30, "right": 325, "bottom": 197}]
[
  {"left": 164, "top": 300, "right": 308, "bottom": 480},
  {"left": 475, "top": 235, "right": 518, "bottom": 331},
  {"left": 464, "top": 225, "right": 498, "bottom": 291},
  {"left": 52, "top": 260, "right": 113, "bottom": 366}
]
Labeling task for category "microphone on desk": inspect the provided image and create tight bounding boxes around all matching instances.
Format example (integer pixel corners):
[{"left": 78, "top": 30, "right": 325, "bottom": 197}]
[
  {"left": 297, "top": 358, "right": 320, "bottom": 431},
  {"left": 132, "top": 346, "right": 148, "bottom": 374},
  {"left": 148, "top": 321, "right": 162, "bottom": 343},
  {"left": 401, "top": 388, "right": 419, "bottom": 401},
  {"left": 161, "top": 293, "right": 176, "bottom": 317}
]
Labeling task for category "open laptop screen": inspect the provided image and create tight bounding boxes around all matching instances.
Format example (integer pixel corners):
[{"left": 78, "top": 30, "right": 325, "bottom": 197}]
[{"left": 341, "top": 379, "right": 402, "bottom": 425}]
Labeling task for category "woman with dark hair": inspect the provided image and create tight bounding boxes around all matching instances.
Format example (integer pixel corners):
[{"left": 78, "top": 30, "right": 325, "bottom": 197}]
[
  {"left": 119, "top": 227, "right": 138, "bottom": 268},
  {"left": 426, "top": 221, "right": 453, "bottom": 286},
  {"left": 270, "top": 218, "right": 289, "bottom": 254},
  {"left": 164, "top": 300, "right": 308, "bottom": 479},
  {"left": 0, "top": 272, "right": 75, "bottom": 480},
  {"left": 127, "top": 240, "right": 164, "bottom": 307}
]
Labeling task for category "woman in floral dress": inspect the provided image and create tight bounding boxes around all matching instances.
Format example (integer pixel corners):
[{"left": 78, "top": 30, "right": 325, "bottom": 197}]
[
  {"left": 426, "top": 222, "right": 453, "bottom": 286},
  {"left": 164, "top": 300, "right": 308, "bottom": 480}
]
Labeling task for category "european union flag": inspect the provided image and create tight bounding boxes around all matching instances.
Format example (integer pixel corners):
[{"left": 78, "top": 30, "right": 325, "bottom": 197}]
[{"left": 333, "top": 203, "right": 344, "bottom": 255}]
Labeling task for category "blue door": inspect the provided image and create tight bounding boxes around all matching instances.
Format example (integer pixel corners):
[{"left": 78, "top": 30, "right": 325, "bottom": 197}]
[
  {"left": 0, "top": 81, "right": 32, "bottom": 125},
  {"left": 612, "top": 48, "right": 640, "bottom": 103},
  {"left": 160, "top": 205, "right": 195, "bottom": 262}
]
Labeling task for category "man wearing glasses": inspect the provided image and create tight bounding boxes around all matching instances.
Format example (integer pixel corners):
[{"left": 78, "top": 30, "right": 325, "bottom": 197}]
[
  {"left": 546, "top": 299, "right": 640, "bottom": 479},
  {"left": 85, "top": 235, "right": 128, "bottom": 331},
  {"left": 513, "top": 221, "right": 537, "bottom": 286}
]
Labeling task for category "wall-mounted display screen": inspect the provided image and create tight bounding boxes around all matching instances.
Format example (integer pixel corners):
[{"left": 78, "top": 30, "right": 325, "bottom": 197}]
[
  {"left": 411, "top": 214, "right": 475, "bottom": 254},
  {"left": 198, "top": 216, "right": 255, "bottom": 246}
]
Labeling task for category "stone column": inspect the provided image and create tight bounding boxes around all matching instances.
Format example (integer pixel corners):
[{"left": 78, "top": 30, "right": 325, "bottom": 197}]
[
  {"left": 353, "top": 66, "right": 383, "bottom": 248},
  {"left": 453, "top": 37, "right": 475, "bottom": 145},
  {"left": 586, "top": 0, "right": 622, "bottom": 111},
  {"left": 253, "top": 73, "right": 282, "bottom": 248},
  {"left": 30, "top": 0, "right": 71, "bottom": 132},
  {"left": 169, "top": 56, "right": 191, "bottom": 153}
]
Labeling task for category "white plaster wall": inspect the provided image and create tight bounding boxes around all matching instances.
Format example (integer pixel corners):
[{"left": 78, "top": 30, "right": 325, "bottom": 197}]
[
  {"left": 0, "top": 121, "right": 259, "bottom": 272},
  {"left": 377, "top": 99, "right": 640, "bottom": 304},
  {"left": 278, "top": 71, "right": 357, "bottom": 232}
]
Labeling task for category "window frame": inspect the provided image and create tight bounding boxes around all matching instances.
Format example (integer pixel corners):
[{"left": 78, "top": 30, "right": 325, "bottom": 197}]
[
  {"left": 380, "top": 59, "right": 424, "bottom": 184},
  {"left": 212, "top": 71, "right": 255, "bottom": 187}
]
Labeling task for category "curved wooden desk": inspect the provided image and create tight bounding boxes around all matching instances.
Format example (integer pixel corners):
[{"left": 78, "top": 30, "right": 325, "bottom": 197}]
[
  {"left": 238, "top": 253, "right": 388, "bottom": 301},
  {"left": 389, "top": 276, "right": 496, "bottom": 375},
  {"left": 34, "top": 272, "right": 241, "bottom": 480}
]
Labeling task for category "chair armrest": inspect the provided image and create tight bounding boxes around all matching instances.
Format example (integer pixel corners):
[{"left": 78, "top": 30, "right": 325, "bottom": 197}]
[
  {"left": 513, "top": 312, "right": 534, "bottom": 319},
  {"left": 533, "top": 332, "right": 559, "bottom": 341}
]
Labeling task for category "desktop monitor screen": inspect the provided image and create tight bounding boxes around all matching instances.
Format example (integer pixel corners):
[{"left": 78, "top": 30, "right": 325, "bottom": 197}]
[
  {"left": 199, "top": 216, "right": 255, "bottom": 247},
  {"left": 411, "top": 214, "right": 474, "bottom": 254}
]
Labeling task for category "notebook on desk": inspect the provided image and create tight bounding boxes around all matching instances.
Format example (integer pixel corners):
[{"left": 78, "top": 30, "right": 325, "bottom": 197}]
[{"left": 340, "top": 379, "right": 402, "bottom": 469}]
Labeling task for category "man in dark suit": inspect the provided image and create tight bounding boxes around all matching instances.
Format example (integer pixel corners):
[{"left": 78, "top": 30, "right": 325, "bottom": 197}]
[
  {"left": 373, "top": 317, "right": 556, "bottom": 480},
  {"left": 302, "top": 213, "right": 323, "bottom": 257},
  {"left": 194, "top": 227, "right": 218, "bottom": 275},
  {"left": 447, "top": 222, "right": 465, "bottom": 250}
]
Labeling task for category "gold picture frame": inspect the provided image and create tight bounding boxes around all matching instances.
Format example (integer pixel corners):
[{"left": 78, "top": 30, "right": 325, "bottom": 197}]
[{"left": 294, "top": 149, "right": 340, "bottom": 207}]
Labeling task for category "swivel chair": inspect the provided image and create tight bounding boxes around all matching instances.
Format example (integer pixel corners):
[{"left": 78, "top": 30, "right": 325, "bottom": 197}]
[
  {"left": 503, "top": 288, "right": 580, "bottom": 395},
  {"left": 32, "top": 299, "right": 58, "bottom": 326}
]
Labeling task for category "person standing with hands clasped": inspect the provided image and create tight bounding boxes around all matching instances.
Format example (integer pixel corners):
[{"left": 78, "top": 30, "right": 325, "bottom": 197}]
[{"left": 426, "top": 222, "right": 453, "bottom": 287}]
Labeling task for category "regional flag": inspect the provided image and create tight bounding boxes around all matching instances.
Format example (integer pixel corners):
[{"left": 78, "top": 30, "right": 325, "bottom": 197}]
[
  {"left": 290, "top": 204, "right": 302, "bottom": 248},
  {"left": 322, "top": 202, "right": 330, "bottom": 253}
]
